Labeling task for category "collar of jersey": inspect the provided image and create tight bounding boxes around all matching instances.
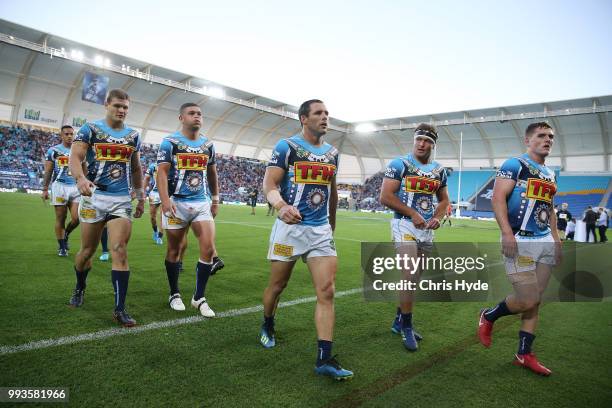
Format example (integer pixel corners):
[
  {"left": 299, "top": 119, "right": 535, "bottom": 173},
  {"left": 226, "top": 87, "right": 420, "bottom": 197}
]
[
  {"left": 172, "top": 131, "right": 208, "bottom": 147},
  {"left": 291, "top": 134, "right": 331, "bottom": 155},
  {"left": 520, "top": 153, "right": 547, "bottom": 170},
  {"left": 406, "top": 153, "right": 437, "bottom": 172},
  {"left": 94, "top": 119, "right": 132, "bottom": 137}
]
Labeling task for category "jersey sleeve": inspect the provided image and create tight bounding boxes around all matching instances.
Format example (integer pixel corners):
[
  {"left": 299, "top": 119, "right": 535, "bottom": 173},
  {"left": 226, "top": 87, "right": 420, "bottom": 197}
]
[
  {"left": 135, "top": 132, "right": 142, "bottom": 152},
  {"left": 157, "top": 139, "right": 173, "bottom": 164},
  {"left": 74, "top": 123, "right": 92, "bottom": 145},
  {"left": 383, "top": 158, "right": 405, "bottom": 181},
  {"left": 208, "top": 143, "right": 216, "bottom": 166},
  {"left": 439, "top": 167, "right": 448, "bottom": 189},
  {"left": 45, "top": 147, "right": 54, "bottom": 162},
  {"left": 268, "top": 139, "right": 290, "bottom": 170},
  {"left": 496, "top": 158, "right": 521, "bottom": 181}
]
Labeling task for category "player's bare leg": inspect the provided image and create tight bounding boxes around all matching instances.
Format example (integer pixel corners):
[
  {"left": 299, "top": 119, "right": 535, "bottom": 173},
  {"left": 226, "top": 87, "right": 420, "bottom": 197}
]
[
  {"left": 260, "top": 260, "right": 295, "bottom": 348},
  {"left": 395, "top": 244, "right": 422, "bottom": 351},
  {"left": 70, "top": 220, "right": 105, "bottom": 307},
  {"left": 64, "top": 200, "right": 80, "bottom": 249},
  {"left": 106, "top": 217, "right": 136, "bottom": 326},
  {"left": 54, "top": 205, "right": 68, "bottom": 256},
  {"left": 308, "top": 256, "right": 337, "bottom": 342}
]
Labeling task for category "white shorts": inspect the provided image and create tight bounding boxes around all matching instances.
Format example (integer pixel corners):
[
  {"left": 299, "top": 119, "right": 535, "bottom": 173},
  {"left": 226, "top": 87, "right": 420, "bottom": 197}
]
[
  {"left": 51, "top": 182, "right": 80, "bottom": 206},
  {"left": 148, "top": 191, "right": 161, "bottom": 205},
  {"left": 391, "top": 218, "right": 434, "bottom": 251},
  {"left": 504, "top": 233, "right": 555, "bottom": 275},
  {"left": 162, "top": 199, "right": 212, "bottom": 230},
  {"left": 78, "top": 192, "right": 132, "bottom": 223},
  {"left": 267, "top": 219, "right": 337, "bottom": 262}
]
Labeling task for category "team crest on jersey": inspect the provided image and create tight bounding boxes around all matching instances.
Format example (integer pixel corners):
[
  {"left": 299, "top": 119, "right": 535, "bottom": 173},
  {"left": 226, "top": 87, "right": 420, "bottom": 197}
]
[
  {"left": 293, "top": 162, "right": 335, "bottom": 185},
  {"left": 186, "top": 173, "right": 203, "bottom": 191},
  {"left": 403, "top": 176, "right": 440, "bottom": 194},
  {"left": 57, "top": 156, "right": 69, "bottom": 167},
  {"left": 94, "top": 143, "right": 135, "bottom": 162},
  {"left": 534, "top": 205, "right": 550, "bottom": 228},
  {"left": 176, "top": 153, "right": 208, "bottom": 170},
  {"left": 416, "top": 196, "right": 432, "bottom": 212},
  {"left": 307, "top": 188, "right": 327, "bottom": 211},
  {"left": 108, "top": 164, "right": 124, "bottom": 180},
  {"left": 525, "top": 178, "right": 556, "bottom": 203}
]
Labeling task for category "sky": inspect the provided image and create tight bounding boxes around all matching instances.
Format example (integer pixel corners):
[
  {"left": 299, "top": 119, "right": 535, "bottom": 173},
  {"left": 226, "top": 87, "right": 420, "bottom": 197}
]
[{"left": 1, "top": 0, "right": 611, "bottom": 122}]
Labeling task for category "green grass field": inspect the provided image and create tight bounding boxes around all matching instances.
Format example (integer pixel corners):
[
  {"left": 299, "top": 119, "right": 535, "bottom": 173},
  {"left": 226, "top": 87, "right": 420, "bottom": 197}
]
[{"left": 0, "top": 193, "right": 610, "bottom": 407}]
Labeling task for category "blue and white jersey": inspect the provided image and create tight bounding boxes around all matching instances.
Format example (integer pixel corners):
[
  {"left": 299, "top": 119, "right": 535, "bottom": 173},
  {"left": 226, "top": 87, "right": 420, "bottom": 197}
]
[
  {"left": 268, "top": 134, "right": 339, "bottom": 227},
  {"left": 74, "top": 119, "right": 141, "bottom": 196},
  {"left": 384, "top": 153, "right": 447, "bottom": 221},
  {"left": 496, "top": 153, "right": 556, "bottom": 237},
  {"left": 45, "top": 144, "right": 75, "bottom": 185},
  {"left": 145, "top": 163, "right": 158, "bottom": 193},
  {"left": 157, "top": 131, "right": 216, "bottom": 202}
]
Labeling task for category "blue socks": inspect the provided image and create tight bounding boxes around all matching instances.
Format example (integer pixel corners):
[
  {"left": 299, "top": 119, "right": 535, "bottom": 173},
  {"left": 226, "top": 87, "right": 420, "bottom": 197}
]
[
  {"left": 317, "top": 340, "right": 333, "bottom": 366},
  {"left": 401, "top": 312, "right": 413, "bottom": 329},
  {"left": 100, "top": 228, "right": 109, "bottom": 253},
  {"left": 194, "top": 260, "right": 212, "bottom": 300},
  {"left": 74, "top": 267, "right": 90, "bottom": 290},
  {"left": 111, "top": 270, "right": 130, "bottom": 312},
  {"left": 165, "top": 260, "right": 180, "bottom": 295},
  {"left": 484, "top": 300, "right": 513, "bottom": 322},
  {"left": 518, "top": 330, "right": 535, "bottom": 355},
  {"left": 263, "top": 315, "right": 275, "bottom": 331}
]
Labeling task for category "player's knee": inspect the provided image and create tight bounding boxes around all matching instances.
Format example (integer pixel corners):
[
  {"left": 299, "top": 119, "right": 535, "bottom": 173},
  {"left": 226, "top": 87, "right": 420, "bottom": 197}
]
[
  {"left": 78, "top": 246, "right": 96, "bottom": 260},
  {"left": 516, "top": 297, "right": 539, "bottom": 311},
  {"left": 271, "top": 279, "right": 289, "bottom": 294},
  {"left": 111, "top": 241, "right": 128, "bottom": 261},
  {"left": 199, "top": 247, "right": 214, "bottom": 262},
  {"left": 316, "top": 281, "right": 335, "bottom": 302}
]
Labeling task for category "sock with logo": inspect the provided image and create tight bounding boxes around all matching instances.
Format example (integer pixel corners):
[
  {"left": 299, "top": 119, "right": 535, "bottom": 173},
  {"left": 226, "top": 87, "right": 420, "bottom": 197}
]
[
  {"left": 316, "top": 340, "right": 333, "bottom": 366},
  {"left": 111, "top": 270, "right": 130, "bottom": 312},
  {"left": 518, "top": 330, "right": 535, "bottom": 355},
  {"left": 484, "top": 300, "right": 512, "bottom": 322},
  {"left": 194, "top": 260, "right": 212, "bottom": 301}
]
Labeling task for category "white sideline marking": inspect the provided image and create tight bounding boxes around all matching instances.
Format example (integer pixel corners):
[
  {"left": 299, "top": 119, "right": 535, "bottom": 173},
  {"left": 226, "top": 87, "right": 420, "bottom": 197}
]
[{"left": 0, "top": 288, "right": 363, "bottom": 356}]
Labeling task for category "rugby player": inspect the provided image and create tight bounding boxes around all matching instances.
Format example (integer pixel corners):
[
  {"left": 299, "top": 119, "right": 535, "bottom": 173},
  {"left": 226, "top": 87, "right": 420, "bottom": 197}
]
[
  {"left": 380, "top": 124, "right": 449, "bottom": 351},
  {"left": 477, "top": 122, "right": 560, "bottom": 376},
  {"left": 68, "top": 89, "right": 146, "bottom": 327},
  {"left": 259, "top": 99, "right": 353, "bottom": 380},
  {"left": 42, "top": 125, "right": 80, "bottom": 256},
  {"left": 156, "top": 102, "right": 219, "bottom": 316},
  {"left": 144, "top": 162, "right": 163, "bottom": 244}
]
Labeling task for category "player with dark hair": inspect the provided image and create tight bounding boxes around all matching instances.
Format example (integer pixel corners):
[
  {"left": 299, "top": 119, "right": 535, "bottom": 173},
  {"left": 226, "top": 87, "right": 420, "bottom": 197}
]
[
  {"left": 478, "top": 121, "right": 560, "bottom": 376},
  {"left": 68, "top": 88, "right": 145, "bottom": 327},
  {"left": 156, "top": 102, "right": 220, "bottom": 315},
  {"left": 42, "top": 125, "right": 80, "bottom": 256},
  {"left": 259, "top": 99, "right": 353, "bottom": 380},
  {"left": 380, "top": 123, "right": 450, "bottom": 351}
]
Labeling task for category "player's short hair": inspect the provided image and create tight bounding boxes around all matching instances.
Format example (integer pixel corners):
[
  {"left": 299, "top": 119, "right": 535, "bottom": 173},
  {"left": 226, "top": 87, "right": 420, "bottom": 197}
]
[
  {"left": 298, "top": 99, "right": 324, "bottom": 126},
  {"left": 414, "top": 123, "right": 438, "bottom": 144},
  {"left": 525, "top": 122, "right": 553, "bottom": 136},
  {"left": 60, "top": 125, "right": 73, "bottom": 132},
  {"left": 106, "top": 89, "right": 129, "bottom": 103},
  {"left": 180, "top": 102, "right": 200, "bottom": 114}
]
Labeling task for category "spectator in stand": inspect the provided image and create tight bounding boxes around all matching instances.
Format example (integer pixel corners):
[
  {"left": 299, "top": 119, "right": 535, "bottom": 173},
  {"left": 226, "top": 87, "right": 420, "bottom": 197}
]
[
  {"left": 597, "top": 208, "right": 608, "bottom": 243},
  {"left": 556, "top": 203, "right": 572, "bottom": 240},
  {"left": 565, "top": 217, "right": 575, "bottom": 240},
  {"left": 583, "top": 206, "right": 598, "bottom": 243}
]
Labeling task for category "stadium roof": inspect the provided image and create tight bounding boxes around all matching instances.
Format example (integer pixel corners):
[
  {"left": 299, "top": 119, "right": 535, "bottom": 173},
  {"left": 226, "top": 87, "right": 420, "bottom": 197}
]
[{"left": 1, "top": 19, "right": 611, "bottom": 182}]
